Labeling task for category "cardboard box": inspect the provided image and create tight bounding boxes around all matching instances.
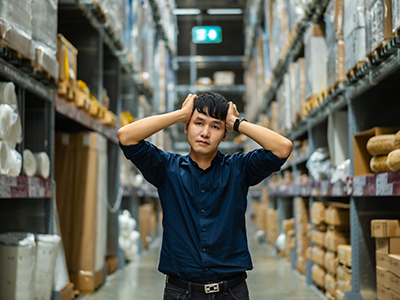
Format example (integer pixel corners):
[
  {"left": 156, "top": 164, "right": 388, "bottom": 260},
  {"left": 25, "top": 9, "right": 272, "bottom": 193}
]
[
  {"left": 372, "top": 220, "right": 400, "bottom": 238},
  {"left": 106, "top": 256, "right": 119, "bottom": 275},
  {"left": 325, "top": 251, "right": 338, "bottom": 275},
  {"left": 312, "top": 230, "right": 326, "bottom": 247},
  {"left": 55, "top": 133, "right": 77, "bottom": 269},
  {"left": 283, "top": 218, "right": 295, "bottom": 232},
  {"left": 311, "top": 202, "right": 326, "bottom": 225},
  {"left": 390, "top": 289, "right": 400, "bottom": 300},
  {"left": 377, "top": 283, "right": 391, "bottom": 300},
  {"left": 345, "top": 26, "right": 366, "bottom": 75},
  {"left": 325, "top": 206, "right": 350, "bottom": 226},
  {"left": 377, "top": 252, "right": 389, "bottom": 269},
  {"left": 353, "top": 128, "right": 400, "bottom": 177},
  {"left": 336, "top": 289, "right": 345, "bottom": 300},
  {"left": 389, "top": 273, "right": 400, "bottom": 295},
  {"left": 337, "top": 280, "right": 352, "bottom": 292},
  {"left": 337, "top": 266, "right": 352, "bottom": 283},
  {"left": 60, "top": 282, "right": 74, "bottom": 300},
  {"left": 393, "top": 0, "right": 400, "bottom": 33},
  {"left": 325, "top": 273, "right": 337, "bottom": 296},
  {"left": 312, "top": 264, "right": 326, "bottom": 287},
  {"left": 312, "top": 246, "right": 326, "bottom": 267},
  {"left": 388, "top": 254, "right": 400, "bottom": 277},
  {"left": 325, "top": 230, "right": 350, "bottom": 252},
  {"left": 338, "top": 245, "right": 352, "bottom": 265},
  {"left": 57, "top": 34, "right": 78, "bottom": 89},
  {"left": 377, "top": 266, "right": 391, "bottom": 288},
  {"left": 70, "top": 267, "right": 104, "bottom": 294},
  {"left": 295, "top": 58, "right": 307, "bottom": 120},
  {"left": 296, "top": 256, "right": 306, "bottom": 275},
  {"left": 376, "top": 238, "right": 400, "bottom": 254},
  {"left": 365, "top": 0, "right": 392, "bottom": 55}
]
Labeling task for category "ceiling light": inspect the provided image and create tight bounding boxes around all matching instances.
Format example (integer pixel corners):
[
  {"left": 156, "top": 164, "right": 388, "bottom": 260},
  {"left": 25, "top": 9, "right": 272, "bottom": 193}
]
[
  {"left": 173, "top": 8, "right": 201, "bottom": 15},
  {"left": 207, "top": 8, "right": 243, "bottom": 15}
]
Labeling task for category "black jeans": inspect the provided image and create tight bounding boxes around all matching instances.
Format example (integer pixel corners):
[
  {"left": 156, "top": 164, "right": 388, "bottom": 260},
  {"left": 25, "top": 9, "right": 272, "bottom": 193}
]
[{"left": 163, "top": 281, "right": 250, "bottom": 300}]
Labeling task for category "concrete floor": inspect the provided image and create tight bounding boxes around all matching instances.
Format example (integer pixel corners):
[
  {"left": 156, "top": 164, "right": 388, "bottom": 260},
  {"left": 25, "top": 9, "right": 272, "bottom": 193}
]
[{"left": 83, "top": 233, "right": 322, "bottom": 300}]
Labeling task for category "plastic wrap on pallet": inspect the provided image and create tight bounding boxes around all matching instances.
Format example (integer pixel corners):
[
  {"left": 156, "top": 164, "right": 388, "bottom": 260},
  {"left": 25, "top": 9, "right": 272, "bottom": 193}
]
[
  {"left": 283, "top": 72, "right": 292, "bottom": 132},
  {"left": 141, "top": 0, "right": 156, "bottom": 89},
  {"left": 345, "top": 26, "right": 366, "bottom": 74},
  {"left": 32, "top": 234, "right": 61, "bottom": 300},
  {"left": 0, "top": 0, "right": 35, "bottom": 60},
  {"left": 32, "top": 0, "right": 58, "bottom": 79},
  {"left": 295, "top": 58, "right": 306, "bottom": 121},
  {"left": 287, "top": 0, "right": 305, "bottom": 31},
  {"left": 365, "top": 0, "right": 392, "bottom": 55},
  {"left": 344, "top": 0, "right": 366, "bottom": 38},
  {"left": 0, "top": 233, "right": 36, "bottom": 300},
  {"left": 130, "top": 0, "right": 143, "bottom": 71},
  {"left": 98, "top": 0, "right": 125, "bottom": 40},
  {"left": 270, "top": 0, "right": 283, "bottom": 70},
  {"left": 122, "top": 0, "right": 132, "bottom": 51},
  {"left": 304, "top": 24, "right": 327, "bottom": 99},
  {"left": 393, "top": 0, "right": 400, "bottom": 33},
  {"left": 327, "top": 39, "right": 346, "bottom": 90}
]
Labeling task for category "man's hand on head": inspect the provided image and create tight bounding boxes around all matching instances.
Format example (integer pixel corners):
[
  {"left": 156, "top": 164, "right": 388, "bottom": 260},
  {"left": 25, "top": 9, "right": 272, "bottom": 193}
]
[
  {"left": 226, "top": 101, "right": 240, "bottom": 132},
  {"left": 180, "top": 93, "right": 198, "bottom": 124}
]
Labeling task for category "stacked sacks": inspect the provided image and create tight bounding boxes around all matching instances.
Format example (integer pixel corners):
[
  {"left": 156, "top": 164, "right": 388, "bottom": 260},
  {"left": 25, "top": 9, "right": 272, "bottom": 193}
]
[{"left": 119, "top": 210, "right": 140, "bottom": 262}]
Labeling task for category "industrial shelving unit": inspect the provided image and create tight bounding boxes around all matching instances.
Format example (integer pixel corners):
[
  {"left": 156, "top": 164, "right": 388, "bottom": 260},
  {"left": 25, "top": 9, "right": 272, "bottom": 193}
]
[{"left": 244, "top": 1, "right": 400, "bottom": 300}]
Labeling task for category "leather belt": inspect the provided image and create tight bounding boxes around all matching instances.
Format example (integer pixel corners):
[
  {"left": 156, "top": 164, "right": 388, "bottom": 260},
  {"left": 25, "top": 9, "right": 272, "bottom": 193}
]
[{"left": 167, "top": 272, "right": 247, "bottom": 294}]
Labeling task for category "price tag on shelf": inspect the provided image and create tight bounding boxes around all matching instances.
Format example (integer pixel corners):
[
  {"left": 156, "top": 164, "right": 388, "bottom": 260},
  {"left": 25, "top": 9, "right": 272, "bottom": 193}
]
[
  {"left": 353, "top": 176, "right": 366, "bottom": 196},
  {"left": 28, "top": 177, "right": 40, "bottom": 198}
]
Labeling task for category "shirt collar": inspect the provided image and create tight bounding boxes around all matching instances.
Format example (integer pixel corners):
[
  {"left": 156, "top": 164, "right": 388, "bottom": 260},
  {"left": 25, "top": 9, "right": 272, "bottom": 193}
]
[{"left": 186, "top": 150, "right": 223, "bottom": 171}]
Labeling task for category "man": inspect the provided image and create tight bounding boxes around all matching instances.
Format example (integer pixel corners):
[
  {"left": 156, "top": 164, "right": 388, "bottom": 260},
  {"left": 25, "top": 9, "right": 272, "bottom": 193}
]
[{"left": 118, "top": 92, "right": 293, "bottom": 299}]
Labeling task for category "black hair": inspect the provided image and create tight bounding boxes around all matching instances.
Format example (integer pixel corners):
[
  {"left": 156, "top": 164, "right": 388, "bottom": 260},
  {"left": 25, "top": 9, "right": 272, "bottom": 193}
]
[{"left": 192, "top": 92, "right": 229, "bottom": 121}]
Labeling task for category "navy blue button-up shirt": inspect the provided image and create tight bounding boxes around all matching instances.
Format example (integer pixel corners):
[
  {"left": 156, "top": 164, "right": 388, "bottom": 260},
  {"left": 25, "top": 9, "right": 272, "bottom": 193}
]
[{"left": 120, "top": 140, "right": 286, "bottom": 282}]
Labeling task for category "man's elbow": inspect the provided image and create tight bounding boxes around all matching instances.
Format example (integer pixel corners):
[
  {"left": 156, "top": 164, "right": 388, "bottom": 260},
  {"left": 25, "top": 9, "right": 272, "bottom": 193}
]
[
  {"left": 118, "top": 126, "right": 128, "bottom": 145},
  {"left": 279, "top": 139, "right": 293, "bottom": 159}
]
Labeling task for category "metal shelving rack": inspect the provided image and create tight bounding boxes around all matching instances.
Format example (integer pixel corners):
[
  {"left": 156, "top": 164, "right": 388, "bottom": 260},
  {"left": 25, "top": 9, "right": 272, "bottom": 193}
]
[{"left": 244, "top": 1, "right": 400, "bottom": 300}]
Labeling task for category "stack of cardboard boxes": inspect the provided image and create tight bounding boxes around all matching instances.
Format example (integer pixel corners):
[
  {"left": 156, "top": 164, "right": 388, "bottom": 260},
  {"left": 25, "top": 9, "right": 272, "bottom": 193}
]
[
  {"left": 371, "top": 219, "right": 400, "bottom": 300},
  {"left": 310, "top": 202, "right": 351, "bottom": 297},
  {"left": 336, "top": 244, "right": 352, "bottom": 299},
  {"left": 282, "top": 218, "right": 295, "bottom": 260},
  {"left": 267, "top": 208, "right": 279, "bottom": 246},
  {"left": 294, "top": 197, "right": 310, "bottom": 275},
  {"left": 55, "top": 132, "right": 109, "bottom": 294}
]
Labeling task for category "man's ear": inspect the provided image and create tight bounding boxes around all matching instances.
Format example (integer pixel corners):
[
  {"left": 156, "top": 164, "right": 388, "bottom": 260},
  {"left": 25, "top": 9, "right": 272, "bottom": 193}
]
[
  {"left": 184, "top": 123, "right": 189, "bottom": 134},
  {"left": 222, "top": 130, "right": 227, "bottom": 142}
]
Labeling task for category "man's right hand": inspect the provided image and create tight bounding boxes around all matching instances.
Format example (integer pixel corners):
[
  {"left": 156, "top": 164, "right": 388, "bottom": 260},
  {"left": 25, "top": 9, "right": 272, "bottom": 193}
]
[{"left": 180, "top": 94, "right": 198, "bottom": 123}]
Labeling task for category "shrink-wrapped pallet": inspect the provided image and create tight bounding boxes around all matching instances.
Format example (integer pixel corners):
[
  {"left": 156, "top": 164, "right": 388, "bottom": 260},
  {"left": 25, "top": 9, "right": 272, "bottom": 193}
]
[
  {"left": 32, "top": 0, "right": 58, "bottom": 79},
  {"left": 304, "top": 24, "right": 327, "bottom": 99},
  {"left": 0, "top": 0, "right": 35, "bottom": 59}
]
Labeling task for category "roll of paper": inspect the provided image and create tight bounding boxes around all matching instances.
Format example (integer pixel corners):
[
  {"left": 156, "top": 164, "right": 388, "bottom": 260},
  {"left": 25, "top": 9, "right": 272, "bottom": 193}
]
[
  {"left": 0, "top": 82, "right": 18, "bottom": 111},
  {"left": 34, "top": 152, "right": 50, "bottom": 179},
  {"left": 23, "top": 149, "right": 37, "bottom": 177},
  {"left": 0, "top": 104, "right": 18, "bottom": 140},
  {"left": 5, "top": 115, "right": 22, "bottom": 149},
  {"left": 8, "top": 149, "right": 22, "bottom": 177},
  {"left": 0, "top": 141, "right": 10, "bottom": 175}
]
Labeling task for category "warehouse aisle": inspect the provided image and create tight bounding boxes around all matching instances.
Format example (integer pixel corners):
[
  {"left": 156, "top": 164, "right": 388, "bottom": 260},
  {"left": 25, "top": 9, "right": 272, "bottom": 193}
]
[{"left": 84, "top": 232, "right": 321, "bottom": 300}]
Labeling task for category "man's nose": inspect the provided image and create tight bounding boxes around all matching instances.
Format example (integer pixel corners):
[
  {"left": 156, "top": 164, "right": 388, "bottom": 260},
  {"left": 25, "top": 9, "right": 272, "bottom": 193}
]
[{"left": 200, "top": 126, "right": 211, "bottom": 137}]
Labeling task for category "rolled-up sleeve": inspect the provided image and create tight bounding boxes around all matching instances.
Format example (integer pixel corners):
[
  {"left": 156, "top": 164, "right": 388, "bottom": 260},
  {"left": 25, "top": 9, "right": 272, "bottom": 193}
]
[
  {"left": 119, "top": 140, "right": 168, "bottom": 188},
  {"left": 240, "top": 149, "right": 287, "bottom": 186}
]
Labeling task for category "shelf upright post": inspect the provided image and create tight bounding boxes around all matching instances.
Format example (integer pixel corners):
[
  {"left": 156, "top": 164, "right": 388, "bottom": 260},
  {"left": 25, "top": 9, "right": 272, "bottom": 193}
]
[{"left": 104, "top": 53, "right": 122, "bottom": 259}]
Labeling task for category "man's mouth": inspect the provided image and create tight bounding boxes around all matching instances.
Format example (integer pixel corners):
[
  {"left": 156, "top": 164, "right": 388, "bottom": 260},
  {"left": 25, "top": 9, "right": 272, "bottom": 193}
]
[{"left": 197, "top": 140, "right": 209, "bottom": 145}]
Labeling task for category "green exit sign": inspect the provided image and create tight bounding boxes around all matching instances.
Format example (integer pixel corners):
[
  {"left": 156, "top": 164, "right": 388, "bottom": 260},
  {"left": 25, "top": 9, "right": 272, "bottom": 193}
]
[{"left": 192, "top": 26, "right": 222, "bottom": 44}]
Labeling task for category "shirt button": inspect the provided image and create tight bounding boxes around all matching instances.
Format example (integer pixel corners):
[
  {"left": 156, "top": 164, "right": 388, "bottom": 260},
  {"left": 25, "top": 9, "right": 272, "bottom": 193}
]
[
  {"left": 201, "top": 210, "right": 205, "bottom": 213},
  {"left": 201, "top": 190, "right": 204, "bottom": 193},
  {"left": 203, "top": 228, "right": 206, "bottom": 232},
  {"left": 205, "top": 268, "right": 209, "bottom": 271},
  {"left": 203, "top": 248, "right": 206, "bottom": 252}
]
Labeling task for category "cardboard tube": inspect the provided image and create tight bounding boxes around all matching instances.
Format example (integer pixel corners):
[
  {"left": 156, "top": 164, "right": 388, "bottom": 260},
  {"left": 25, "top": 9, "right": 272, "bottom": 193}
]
[
  {"left": 0, "top": 104, "right": 18, "bottom": 140},
  {"left": 8, "top": 149, "right": 22, "bottom": 177},
  {"left": 23, "top": 149, "right": 37, "bottom": 177}
]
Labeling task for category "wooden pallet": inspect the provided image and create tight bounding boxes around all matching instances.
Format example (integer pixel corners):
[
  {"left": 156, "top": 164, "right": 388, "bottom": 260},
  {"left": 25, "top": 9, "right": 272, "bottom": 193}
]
[
  {"left": 339, "top": 259, "right": 352, "bottom": 269},
  {"left": 346, "top": 61, "right": 366, "bottom": 78},
  {"left": 92, "top": 0, "right": 109, "bottom": 24},
  {"left": 328, "top": 81, "right": 345, "bottom": 95},
  {"left": 326, "top": 291, "right": 336, "bottom": 300},
  {"left": 367, "top": 39, "right": 392, "bottom": 60}
]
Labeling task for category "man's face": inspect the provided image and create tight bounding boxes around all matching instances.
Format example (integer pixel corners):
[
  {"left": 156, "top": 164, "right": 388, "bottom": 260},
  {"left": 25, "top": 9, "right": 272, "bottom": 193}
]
[{"left": 185, "top": 109, "right": 227, "bottom": 158}]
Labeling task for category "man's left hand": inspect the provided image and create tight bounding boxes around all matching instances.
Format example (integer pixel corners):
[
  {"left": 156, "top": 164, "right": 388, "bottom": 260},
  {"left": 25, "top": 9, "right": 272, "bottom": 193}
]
[{"left": 226, "top": 101, "right": 240, "bottom": 132}]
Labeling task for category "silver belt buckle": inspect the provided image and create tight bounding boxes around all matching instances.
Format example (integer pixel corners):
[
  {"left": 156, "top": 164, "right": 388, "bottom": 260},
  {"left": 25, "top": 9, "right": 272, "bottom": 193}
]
[{"left": 204, "top": 283, "right": 220, "bottom": 293}]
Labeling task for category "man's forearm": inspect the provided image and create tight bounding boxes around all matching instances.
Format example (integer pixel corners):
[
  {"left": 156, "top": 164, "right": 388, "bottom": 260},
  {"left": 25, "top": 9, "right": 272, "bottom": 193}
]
[
  {"left": 235, "top": 120, "right": 293, "bottom": 159},
  {"left": 118, "top": 110, "right": 186, "bottom": 145}
]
